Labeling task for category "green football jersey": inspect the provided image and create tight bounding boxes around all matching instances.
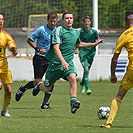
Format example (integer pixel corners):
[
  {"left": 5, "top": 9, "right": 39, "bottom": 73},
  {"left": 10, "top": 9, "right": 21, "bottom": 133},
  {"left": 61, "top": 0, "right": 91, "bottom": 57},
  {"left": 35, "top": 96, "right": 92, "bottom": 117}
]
[
  {"left": 79, "top": 27, "right": 99, "bottom": 59},
  {"left": 50, "top": 26, "right": 81, "bottom": 64},
  {"left": 45, "top": 44, "right": 54, "bottom": 61}
]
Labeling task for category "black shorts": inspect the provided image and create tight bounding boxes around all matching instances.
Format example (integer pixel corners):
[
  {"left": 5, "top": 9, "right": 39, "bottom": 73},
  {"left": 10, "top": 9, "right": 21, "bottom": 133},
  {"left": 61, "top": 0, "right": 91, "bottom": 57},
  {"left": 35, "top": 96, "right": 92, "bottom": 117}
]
[{"left": 33, "top": 54, "right": 49, "bottom": 79}]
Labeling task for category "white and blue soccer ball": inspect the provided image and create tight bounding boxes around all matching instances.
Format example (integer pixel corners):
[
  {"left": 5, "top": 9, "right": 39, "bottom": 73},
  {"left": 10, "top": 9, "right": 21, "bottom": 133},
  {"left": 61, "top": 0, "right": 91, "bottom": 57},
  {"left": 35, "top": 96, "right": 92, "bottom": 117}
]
[{"left": 97, "top": 106, "right": 110, "bottom": 119}]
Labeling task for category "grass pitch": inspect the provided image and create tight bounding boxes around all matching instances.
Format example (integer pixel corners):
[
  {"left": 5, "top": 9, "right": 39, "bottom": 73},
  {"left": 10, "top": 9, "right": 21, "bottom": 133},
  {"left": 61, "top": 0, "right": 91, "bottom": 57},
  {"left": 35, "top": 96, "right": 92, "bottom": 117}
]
[{"left": 0, "top": 80, "right": 133, "bottom": 133}]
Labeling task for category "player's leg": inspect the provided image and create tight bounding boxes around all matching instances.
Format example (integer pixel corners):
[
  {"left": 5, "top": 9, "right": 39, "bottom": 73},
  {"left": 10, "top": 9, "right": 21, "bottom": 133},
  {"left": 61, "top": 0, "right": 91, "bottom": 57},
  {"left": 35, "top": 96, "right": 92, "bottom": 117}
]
[
  {"left": 100, "top": 86, "right": 127, "bottom": 128},
  {"left": 79, "top": 56, "right": 85, "bottom": 93},
  {"left": 2, "top": 83, "right": 12, "bottom": 117},
  {"left": 15, "top": 81, "right": 34, "bottom": 101},
  {"left": 85, "top": 57, "right": 94, "bottom": 95},
  {"left": 33, "top": 68, "right": 61, "bottom": 96},
  {"left": 15, "top": 55, "right": 51, "bottom": 103},
  {"left": 67, "top": 73, "right": 80, "bottom": 114},
  {"left": 1, "top": 71, "right": 12, "bottom": 116},
  {"left": 80, "top": 75, "right": 85, "bottom": 93},
  {"left": 100, "top": 68, "right": 133, "bottom": 128},
  {"left": 80, "top": 59, "right": 92, "bottom": 95},
  {"left": 15, "top": 55, "right": 39, "bottom": 102},
  {"left": 83, "top": 66, "right": 92, "bottom": 95},
  {"left": 38, "top": 56, "right": 54, "bottom": 109},
  {"left": 41, "top": 85, "right": 54, "bottom": 109},
  {"left": 64, "top": 63, "right": 80, "bottom": 114},
  {"left": 80, "top": 61, "right": 86, "bottom": 94}
]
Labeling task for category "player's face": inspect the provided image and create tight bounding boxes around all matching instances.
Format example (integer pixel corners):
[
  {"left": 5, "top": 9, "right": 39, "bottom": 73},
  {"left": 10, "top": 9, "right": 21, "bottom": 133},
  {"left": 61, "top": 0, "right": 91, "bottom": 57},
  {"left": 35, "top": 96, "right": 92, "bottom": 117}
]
[
  {"left": 62, "top": 14, "right": 73, "bottom": 29},
  {"left": 84, "top": 18, "right": 91, "bottom": 29},
  {"left": 0, "top": 14, "right": 4, "bottom": 29},
  {"left": 124, "top": 14, "right": 133, "bottom": 29},
  {"left": 47, "top": 18, "right": 57, "bottom": 30}
]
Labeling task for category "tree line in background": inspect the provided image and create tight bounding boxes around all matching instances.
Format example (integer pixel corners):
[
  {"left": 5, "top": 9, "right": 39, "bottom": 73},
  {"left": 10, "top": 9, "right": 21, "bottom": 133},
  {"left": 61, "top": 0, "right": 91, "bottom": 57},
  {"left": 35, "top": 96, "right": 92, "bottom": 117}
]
[{"left": 0, "top": 0, "right": 133, "bottom": 29}]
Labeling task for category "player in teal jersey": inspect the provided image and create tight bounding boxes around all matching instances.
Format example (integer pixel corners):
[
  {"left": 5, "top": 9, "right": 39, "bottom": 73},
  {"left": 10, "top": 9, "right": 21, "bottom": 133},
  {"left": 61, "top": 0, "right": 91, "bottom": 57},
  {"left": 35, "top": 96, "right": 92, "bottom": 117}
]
[
  {"left": 33, "top": 12, "right": 103, "bottom": 114},
  {"left": 76, "top": 16, "right": 100, "bottom": 95}
]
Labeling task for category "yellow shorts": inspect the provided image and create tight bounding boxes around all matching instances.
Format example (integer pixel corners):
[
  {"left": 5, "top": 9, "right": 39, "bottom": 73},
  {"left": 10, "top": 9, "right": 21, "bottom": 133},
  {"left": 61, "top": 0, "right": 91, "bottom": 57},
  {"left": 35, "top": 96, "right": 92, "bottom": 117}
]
[
  {"left": 120, "top": 67, "right": 133, "bottom": 90},
  {"left": 0, "top": 69, "right": 12, "bottom": 84}
]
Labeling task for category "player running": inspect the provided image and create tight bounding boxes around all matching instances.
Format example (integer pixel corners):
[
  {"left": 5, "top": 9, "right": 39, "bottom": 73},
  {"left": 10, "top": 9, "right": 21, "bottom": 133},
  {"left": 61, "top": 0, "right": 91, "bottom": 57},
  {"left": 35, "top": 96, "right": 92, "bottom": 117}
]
[
  {"left": 32, "top": 12, "right": 103, "bottom": 114},
  {"left": 15, "top": 12, "right": 58, "bottom": 109},
  {"left": 75, "top": 16, "right": 100, "bottom": 95},
  {"left": 100, "top": 11, "right": 133, "bottom": 128}
]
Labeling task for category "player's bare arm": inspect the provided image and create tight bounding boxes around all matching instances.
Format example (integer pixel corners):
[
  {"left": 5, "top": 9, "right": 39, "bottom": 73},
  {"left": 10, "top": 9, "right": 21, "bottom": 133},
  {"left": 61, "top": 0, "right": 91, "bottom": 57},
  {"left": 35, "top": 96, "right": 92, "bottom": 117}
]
[
  {"left": 53, "top": 44, "right": 70, "bottom": 70},
  {"left": 110, "top": 53, "right": 119, "bottom": 83},
  {"left": 27, "top": 38, "right": 46, "bottom": 54},
  {"left": 76, "top": 39, "right": 104, "bottom": 48}
]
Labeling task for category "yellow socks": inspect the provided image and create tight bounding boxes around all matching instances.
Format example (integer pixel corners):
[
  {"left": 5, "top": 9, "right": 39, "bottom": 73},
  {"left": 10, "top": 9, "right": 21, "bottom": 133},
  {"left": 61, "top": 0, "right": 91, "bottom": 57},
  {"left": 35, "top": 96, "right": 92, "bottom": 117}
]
[
  {"left": 2, "top": 94, "right": 11, "bottom": 111},
  {"left": 106, "top": 98, "right": 121, "bottom": 124}
]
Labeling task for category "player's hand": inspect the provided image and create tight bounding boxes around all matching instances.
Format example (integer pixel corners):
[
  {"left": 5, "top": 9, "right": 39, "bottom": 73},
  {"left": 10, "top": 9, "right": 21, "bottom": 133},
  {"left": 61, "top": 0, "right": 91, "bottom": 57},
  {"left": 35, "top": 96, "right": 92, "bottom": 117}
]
[
  {"left": 95, "top": 39, "right": 104, "bottom": 46},
  {"left": 62, "top": 61, "right": 70, "bottom": 70},
  {"left": 110, "top": 75, "right": 117, "bottom": 83},
  {"left": 39, "top": 49, "right": 46, "bottom": 54},
  {"left": 75, "top": 48, "right": 79, "bottom": 54},
  {"left": 10, "top": 46, "right": 18, "bottom": 55}
]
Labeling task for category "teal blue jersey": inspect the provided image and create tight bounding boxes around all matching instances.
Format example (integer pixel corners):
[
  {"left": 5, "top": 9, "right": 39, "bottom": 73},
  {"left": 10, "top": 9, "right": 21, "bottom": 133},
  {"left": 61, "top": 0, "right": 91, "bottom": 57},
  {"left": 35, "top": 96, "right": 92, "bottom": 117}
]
[
  {"left": 79, "top": 27, "right": 99, "bottom": 64},
  {"left": 50, "top": 26, "right": 81, "bottom": 64},
  {"left": 29, "top": 25, "right": 56, "bottom": 57}
]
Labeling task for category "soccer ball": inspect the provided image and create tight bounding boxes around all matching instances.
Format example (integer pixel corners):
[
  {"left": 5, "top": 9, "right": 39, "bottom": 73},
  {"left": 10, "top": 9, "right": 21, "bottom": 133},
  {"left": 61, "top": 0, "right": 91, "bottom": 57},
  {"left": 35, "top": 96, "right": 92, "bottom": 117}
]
[{"left": 97, "top": 106, "right": 110, "bottom": 119}]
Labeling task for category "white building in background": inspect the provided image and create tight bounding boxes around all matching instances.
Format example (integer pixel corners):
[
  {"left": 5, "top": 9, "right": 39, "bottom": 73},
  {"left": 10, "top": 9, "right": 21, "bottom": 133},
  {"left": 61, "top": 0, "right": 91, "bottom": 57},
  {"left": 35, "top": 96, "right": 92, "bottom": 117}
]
[{"left": 8, "top": 54, "right": 127, "bottom": 81}]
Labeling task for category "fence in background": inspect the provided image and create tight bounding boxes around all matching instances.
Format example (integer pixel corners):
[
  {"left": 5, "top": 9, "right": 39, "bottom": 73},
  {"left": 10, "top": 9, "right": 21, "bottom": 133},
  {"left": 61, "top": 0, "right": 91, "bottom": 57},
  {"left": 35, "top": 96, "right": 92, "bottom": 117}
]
[
  {"left": 1, "top": 0, "right": 133, "bottom": 29},
  {"left": 1, "top": 0, "right": 132, "bottom": 55}
]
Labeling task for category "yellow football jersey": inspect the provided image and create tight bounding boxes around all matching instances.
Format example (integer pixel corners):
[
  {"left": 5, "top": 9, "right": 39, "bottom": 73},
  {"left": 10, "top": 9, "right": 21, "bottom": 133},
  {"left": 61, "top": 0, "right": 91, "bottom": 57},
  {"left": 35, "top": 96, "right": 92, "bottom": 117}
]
[
  {"left": 114, "top": 27, "right": 133, "bottom": 70},
  {"left": 0, "top": 30, "right": 16, "bottom": 73}
]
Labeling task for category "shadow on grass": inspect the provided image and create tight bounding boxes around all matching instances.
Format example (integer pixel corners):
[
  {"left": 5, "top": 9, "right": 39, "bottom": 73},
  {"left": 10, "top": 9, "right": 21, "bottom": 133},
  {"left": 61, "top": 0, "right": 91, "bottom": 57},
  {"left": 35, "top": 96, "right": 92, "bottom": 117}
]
[
  {"left": 77, "top": 124, "right": 133, "bottom": 129},
  {"left": 10, "top": 107, "right": 38, "bottom": 109}
]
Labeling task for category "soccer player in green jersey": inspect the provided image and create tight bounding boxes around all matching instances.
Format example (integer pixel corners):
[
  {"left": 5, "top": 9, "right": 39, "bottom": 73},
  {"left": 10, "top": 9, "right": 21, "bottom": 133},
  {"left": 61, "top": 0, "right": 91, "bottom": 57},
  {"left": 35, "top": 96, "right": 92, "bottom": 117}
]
[
  {"left": 76, "top": 16, "right": 100, "bottom": 95},
  {"left": 32, "top": 12, "right": 103, "bottom": 114},
  {"left": 100, "top": 11, "right": 133, "bottom": 128}
]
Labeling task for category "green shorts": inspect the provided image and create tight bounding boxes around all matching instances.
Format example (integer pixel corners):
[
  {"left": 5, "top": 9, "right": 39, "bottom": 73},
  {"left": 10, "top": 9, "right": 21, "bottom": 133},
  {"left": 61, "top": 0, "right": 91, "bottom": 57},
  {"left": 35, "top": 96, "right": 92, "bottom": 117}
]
[
  {"left": 79, "top": 48, "right": 96, "bottom": 67},
  {"left": 80, "top": 56, "right": 94, "bottom": 67},
  {"left": 44, "top": 60, "right": 77, "bottom": 87}
]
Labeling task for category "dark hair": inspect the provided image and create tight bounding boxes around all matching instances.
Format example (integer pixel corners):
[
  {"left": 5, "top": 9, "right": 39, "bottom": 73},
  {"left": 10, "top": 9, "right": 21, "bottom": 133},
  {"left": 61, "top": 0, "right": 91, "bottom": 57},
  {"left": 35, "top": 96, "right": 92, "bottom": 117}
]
[
  {"left": 62, "top": 12, "right": 73, "bottom": 19},
  {"left": 125, "top": 11, "right": 133, "bottom": 17},
  {"left": 125, "top": 11, "right": 133, "bottom": 23},
  {"left": 0, "top": 12, "right": 5, "bottom": 17},
  {"left": 47, "top": 12, "right": 58, "bottom": 20},
  {"left": 83, "top": 16, "right": 91, "bottom": 21}
]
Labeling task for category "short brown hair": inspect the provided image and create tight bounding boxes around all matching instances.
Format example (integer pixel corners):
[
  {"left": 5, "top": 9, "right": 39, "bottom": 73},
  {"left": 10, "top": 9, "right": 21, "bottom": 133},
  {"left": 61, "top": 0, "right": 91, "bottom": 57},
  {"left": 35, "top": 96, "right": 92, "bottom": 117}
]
[
  {"left": 62, "top": 12, "right": 73, "bottom": 19},
  {"left": 47, "top": 12, "right": 58, "bottom": 20},
  {"left": 83, "top": 16, "right": 91, "bottom": 22},
  {"left": 125, "top": 11, "right": 133, "bottom": 24}
]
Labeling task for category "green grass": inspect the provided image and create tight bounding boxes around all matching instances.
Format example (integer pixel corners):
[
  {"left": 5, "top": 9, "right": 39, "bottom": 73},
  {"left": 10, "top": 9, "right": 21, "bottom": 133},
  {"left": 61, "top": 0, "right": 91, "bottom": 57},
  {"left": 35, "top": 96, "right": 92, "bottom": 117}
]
[{"left": 0, "top": 80, "right": 133, "bottom": 133}]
